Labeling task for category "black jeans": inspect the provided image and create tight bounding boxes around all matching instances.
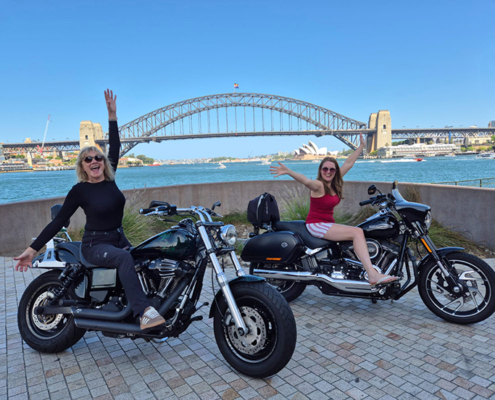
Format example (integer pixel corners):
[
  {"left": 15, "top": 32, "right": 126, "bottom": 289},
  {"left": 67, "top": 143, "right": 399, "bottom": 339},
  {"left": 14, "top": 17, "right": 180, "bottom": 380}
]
[{"left": 82, "top": 229, "right": 149, "bottom": 317}]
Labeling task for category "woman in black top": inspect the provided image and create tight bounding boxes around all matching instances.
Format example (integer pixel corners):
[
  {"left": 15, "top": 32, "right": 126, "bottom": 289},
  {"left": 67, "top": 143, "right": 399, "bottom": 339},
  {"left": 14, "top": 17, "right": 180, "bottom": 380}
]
[{"left": 14, "top": 90, "right": 165, "bottom": 330}]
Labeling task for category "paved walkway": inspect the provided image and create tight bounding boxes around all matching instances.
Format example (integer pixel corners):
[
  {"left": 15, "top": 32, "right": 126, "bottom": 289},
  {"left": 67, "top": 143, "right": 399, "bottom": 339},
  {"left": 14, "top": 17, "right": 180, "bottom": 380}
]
[{"left": 1, "top": 257, "right": 495, "bottom": 400}]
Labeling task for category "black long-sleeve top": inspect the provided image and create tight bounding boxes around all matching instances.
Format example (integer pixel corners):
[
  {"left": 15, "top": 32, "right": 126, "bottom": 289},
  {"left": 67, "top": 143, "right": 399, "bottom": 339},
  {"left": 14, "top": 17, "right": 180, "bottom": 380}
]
[{"left": 31, "top": 121, "right": 125, "bottom": 251}]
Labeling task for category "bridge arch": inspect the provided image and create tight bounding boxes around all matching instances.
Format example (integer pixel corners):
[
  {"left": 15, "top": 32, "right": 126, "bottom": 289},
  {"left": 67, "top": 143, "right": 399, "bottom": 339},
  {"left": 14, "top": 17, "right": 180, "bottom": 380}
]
[{"left": 115, "top": 93, "right": 367, "bottom": 156}]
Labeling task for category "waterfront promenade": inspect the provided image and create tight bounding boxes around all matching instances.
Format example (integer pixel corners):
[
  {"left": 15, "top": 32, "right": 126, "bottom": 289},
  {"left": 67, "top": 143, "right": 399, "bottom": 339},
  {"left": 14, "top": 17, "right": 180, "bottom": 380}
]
[{"left": 1, "top": 256, "right": 495, "bottom": 400}]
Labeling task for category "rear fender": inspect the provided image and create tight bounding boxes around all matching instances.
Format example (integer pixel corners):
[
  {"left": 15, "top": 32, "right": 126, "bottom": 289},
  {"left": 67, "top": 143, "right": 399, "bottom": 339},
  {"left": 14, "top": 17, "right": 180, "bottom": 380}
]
[
  {"left": 418, "top": 247, "right": 464, "bottom": 271},
  {"left": 208, "top": 275, "right": 265, "bottom": 318}
]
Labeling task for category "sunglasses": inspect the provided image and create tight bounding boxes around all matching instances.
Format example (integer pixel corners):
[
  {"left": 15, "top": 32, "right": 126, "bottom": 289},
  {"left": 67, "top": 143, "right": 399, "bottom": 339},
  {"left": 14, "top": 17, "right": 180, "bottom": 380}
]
[
  {"left": 83, "top": 155, "right": 105, "bottom": 164},
  {"left": 321, "top": 167, "right": 337, "bottom": 173}
]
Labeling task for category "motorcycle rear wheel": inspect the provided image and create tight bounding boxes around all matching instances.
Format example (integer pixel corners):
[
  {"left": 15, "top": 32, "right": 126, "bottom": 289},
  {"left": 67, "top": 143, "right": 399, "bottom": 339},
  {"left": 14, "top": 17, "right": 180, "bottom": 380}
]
[
  {"left": 418, "top": 252, "right": 495, "bottom": 324},
  {"left": 18, "top": 270, "right": 86, "bottom": 353},
  {"left": 213, "top": 281, "right": 297, "bottom": 378},
  {"left": 250, "top": 262, "right": 306, "bottom": 302}
]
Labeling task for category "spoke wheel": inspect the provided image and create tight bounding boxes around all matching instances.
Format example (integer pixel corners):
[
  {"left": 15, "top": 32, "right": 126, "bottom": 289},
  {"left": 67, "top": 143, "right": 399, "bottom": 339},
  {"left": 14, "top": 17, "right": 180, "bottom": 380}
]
[
  {"left": 213, "top": 281, "right": 297, "bottom": 378},
  {"left": 18, "top": 271, "right": 86, "bottom": 353},
  {"left": 250, "top": 263, "right": 306, "bottom": 302},
  {"left": 419, "top": 252, "right": 495, "bottom": 324}
]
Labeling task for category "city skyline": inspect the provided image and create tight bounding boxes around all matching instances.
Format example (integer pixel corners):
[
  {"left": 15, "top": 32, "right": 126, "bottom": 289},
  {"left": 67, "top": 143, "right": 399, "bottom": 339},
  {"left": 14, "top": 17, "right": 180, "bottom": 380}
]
[{"left": 1, "top": 1, "right": 494, "bottom": 160}]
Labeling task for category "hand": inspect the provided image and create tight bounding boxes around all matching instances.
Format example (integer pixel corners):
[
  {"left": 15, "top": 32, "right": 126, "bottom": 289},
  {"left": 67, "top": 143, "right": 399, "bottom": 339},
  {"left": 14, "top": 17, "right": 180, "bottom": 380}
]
[
  {"left": 359, "top": 132, "right": 366, "bottom": 148},
  {"left": 104, "top": 89, "right": 117, "bottom": 119},
  {"left": 13, "top": 248, "right": 37, "bottom": 272},
  {"left": 270, "top": 162, "right": 290, "bottom": 178}
]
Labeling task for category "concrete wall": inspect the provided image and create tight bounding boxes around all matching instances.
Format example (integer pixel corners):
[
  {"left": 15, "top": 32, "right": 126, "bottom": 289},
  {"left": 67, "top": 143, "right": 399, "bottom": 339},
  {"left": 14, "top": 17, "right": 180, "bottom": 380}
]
[{"left": 0, "top": 180, "right": 493, "bottom": 255}]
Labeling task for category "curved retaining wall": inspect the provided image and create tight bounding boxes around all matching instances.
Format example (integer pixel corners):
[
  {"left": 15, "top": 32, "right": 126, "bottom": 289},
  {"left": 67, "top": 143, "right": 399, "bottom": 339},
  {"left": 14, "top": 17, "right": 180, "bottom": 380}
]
[{"left": 0, "top": 180, "right": 493, "bottom": 255}]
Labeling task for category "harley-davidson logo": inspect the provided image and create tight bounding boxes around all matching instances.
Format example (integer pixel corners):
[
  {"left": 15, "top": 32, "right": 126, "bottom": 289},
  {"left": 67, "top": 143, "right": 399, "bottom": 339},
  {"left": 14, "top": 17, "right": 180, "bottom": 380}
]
[{"left": 281, "top": 242, "right": 288, "bottom": 248}]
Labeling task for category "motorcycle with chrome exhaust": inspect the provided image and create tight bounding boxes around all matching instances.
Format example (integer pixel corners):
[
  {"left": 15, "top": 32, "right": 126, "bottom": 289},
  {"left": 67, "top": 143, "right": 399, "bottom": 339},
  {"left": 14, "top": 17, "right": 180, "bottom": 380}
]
[
  {"left": 18, "top": 201, "right": 296, "bottom": 378},
  {"left": 243, "top": 181, "right": 495, "bottom": 324}
]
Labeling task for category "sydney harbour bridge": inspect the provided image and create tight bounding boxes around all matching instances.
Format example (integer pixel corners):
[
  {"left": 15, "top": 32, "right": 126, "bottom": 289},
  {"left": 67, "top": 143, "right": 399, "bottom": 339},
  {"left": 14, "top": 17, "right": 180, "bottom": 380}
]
[{"left": 3, "top": 93, "right": 495, "bottom": 158}]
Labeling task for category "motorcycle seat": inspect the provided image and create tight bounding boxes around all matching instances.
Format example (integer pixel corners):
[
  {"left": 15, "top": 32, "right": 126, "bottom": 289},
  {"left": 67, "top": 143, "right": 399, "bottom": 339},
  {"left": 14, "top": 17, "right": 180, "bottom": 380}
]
[{"left": 273, "top": 220, "right": 333, "bottom": 249}]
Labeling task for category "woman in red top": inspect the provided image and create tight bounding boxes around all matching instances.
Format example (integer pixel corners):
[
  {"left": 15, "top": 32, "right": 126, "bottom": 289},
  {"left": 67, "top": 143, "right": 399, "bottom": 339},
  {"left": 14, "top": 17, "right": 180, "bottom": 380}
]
[{"left": 270, "top": 133, "right": 397, "bottom": 286}]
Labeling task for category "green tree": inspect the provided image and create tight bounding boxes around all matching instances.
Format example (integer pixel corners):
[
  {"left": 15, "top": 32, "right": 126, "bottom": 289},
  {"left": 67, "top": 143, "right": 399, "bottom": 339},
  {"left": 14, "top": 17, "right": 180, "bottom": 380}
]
[{"left": 137, "top": 154, "right": 154, "bottom": 164}]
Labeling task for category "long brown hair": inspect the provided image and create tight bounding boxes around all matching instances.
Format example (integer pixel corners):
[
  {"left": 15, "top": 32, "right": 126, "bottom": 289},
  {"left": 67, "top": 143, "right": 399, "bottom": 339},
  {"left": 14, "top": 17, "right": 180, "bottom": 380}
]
[{"left": 316, "top": 157, "right": 344, "bottom": 199}]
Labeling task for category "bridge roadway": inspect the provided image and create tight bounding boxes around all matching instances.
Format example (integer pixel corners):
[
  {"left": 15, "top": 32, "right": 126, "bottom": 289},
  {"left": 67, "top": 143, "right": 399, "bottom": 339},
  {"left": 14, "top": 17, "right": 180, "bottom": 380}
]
[
  {"left": 1, "top": 255, "right": 495, "bottom": 399},
  {"left": 4, "top": 127, "right": 495, "bottom": 154}
]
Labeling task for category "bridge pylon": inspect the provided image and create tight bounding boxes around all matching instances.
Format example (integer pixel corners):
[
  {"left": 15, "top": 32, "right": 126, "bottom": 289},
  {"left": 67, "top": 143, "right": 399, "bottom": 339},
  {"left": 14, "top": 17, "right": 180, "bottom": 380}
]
[
  {"left": 367, "top": 110, "right": 392, "bottom": 152},
  {"left": 79, "top": 121, "right": 105, "bottom": 153}
]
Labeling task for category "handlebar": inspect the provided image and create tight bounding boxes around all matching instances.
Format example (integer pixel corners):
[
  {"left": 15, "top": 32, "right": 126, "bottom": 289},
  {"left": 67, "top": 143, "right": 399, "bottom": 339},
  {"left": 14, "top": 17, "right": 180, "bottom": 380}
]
[{"left": 359, "top": 199, "right": 374, "bottom": 206}]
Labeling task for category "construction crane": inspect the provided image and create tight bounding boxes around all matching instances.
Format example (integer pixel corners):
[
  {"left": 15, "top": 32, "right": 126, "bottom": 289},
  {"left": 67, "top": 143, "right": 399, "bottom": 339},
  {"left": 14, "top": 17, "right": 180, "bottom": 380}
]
[{"left": 37, "top": 115, "right": 50, "bottom": 155}]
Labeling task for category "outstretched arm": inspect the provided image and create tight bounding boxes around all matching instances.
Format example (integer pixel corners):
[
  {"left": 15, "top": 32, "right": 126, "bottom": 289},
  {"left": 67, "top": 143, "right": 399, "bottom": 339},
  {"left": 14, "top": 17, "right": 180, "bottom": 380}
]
[
  {"left": 270, "top": 162, "right": 323, "bottom": 193},
  {"left": 105, "top": 89, "right": 120, "bottom": 171},
  {"left": 340, "top": 132, "right": 365, "bottom": 177}
]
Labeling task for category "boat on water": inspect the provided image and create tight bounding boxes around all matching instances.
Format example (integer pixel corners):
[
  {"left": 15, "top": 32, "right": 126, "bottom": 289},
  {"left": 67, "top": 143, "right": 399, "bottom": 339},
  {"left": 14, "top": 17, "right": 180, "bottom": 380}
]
[
  {"left": 217, "top": 162, "right": 226, "bottom": 169},
  {"left": 415, "top": 158, "right": 424, "bottom": 162},
  {"left": 476, "top": 152, "right": 495, "bottom": 159},
  {"left": 261, "top": 160, "right": 271, "bottom": 165}
]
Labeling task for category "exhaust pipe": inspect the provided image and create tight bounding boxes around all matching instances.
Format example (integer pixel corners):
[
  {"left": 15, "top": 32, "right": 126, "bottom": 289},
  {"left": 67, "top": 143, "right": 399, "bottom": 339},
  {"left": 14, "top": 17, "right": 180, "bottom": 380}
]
[
  {"left": 252, "top": 268, "right": 376, "bottom": 293},
  {"left": 74, "top": 318, "right": 142, "bottom": 334},
  {"left": 71, "top": 306, "right": 132, "bottom": 321}
]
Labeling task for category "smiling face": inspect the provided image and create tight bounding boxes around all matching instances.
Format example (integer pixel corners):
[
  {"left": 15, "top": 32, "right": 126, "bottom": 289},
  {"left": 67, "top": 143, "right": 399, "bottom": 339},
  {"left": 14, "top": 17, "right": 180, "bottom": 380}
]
[
  {"left": 81, "top": 150, "right": 106, "bottom": 183},
  {"left": 319, "top": 160, "right": 337, "bottom": 183}
]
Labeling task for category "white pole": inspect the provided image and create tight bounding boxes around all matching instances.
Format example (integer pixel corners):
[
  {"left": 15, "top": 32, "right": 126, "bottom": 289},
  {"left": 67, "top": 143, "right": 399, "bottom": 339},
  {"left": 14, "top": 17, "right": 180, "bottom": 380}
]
[{"left": 41, "top": 114, "right": 50, "bottom": 153}]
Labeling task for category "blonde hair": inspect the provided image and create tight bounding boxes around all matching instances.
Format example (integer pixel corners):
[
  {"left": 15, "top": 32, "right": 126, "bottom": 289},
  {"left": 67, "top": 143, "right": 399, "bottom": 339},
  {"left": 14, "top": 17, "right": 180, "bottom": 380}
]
[
  {"left": 316, "top": 157, "right": 344, "bottom": 199},
  {"left": 76, "top": 146, "right": 115, "bottom": 182}
]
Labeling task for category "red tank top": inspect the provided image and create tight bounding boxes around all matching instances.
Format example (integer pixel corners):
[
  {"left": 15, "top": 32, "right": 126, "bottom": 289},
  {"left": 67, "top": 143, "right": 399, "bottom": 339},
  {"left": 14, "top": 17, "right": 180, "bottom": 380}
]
[{"left": 306, "top": 193, "right": 340, "bottom": 224}]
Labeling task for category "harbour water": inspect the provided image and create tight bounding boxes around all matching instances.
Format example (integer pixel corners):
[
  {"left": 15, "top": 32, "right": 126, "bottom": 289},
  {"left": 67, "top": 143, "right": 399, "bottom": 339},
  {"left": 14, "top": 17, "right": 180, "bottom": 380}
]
[{"left": 1, "top": 155, "right": 494, "bottom": 204}]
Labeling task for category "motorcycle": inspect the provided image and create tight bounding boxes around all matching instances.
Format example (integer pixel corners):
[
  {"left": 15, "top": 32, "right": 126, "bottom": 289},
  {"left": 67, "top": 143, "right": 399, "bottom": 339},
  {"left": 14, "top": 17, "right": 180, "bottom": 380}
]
[
  {"left": 18, "top": 201, "right": 297, "bottom": 378},
  {"left": 242, "top": 181, "right": 495, "bottom": 324}
]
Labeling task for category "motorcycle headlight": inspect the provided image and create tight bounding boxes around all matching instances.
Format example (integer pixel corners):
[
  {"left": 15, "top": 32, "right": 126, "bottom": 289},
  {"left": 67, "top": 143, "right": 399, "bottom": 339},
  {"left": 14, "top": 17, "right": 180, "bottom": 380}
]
[
  {"left": 424, "top": 210, "right": 432, "bottom": 230},
  {"left": 220, "top": 225, "right": 237, "bottom": 246}
]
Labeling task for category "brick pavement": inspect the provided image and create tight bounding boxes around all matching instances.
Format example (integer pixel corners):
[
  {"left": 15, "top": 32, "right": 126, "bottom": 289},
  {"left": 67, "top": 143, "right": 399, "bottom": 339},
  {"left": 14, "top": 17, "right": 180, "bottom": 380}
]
[{"left": 1, "top": 256, "right": 495, "bottom": 400}]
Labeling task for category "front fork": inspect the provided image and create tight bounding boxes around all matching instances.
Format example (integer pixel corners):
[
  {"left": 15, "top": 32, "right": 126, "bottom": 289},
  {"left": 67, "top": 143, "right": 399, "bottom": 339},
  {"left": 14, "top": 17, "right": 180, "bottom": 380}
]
[
  {"left": 419, "top": 234, "right": 462, "bottom": 293},
  {"left": 197, "top": 225, "right": 249, "bottom": 336}
]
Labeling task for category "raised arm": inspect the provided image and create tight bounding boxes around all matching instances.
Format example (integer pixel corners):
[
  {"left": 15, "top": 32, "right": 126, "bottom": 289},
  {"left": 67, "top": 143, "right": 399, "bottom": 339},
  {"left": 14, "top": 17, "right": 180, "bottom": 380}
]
[
  {"left": 105, "top": 89, "right": 120, "bottom": 171},
  {"left": 270, "top": 162, "right": 323, "bottom": 192},
  {"left": 340, "top": 132, "right": 365, "bottom": 177}
]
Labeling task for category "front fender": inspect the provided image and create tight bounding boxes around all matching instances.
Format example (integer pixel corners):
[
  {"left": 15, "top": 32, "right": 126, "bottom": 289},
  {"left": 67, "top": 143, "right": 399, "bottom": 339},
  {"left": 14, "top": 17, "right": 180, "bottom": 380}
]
[
  {"left": 417, "top": 247, "right": 464, "bottom": 271},
  {"left": 208, "top": 275, "right": 265, "bottom": 318}
]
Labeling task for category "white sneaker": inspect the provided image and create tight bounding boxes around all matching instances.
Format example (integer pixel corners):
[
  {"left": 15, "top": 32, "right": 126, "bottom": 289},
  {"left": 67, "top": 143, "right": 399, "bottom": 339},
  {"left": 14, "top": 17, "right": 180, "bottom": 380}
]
[{"left": 140, "top": 306, "right": 165, "bottom": 330}]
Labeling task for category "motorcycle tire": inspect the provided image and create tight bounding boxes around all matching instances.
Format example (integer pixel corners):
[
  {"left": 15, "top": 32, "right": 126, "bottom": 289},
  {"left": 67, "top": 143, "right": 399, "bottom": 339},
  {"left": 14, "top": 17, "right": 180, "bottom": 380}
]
[
  {"left": 18, "top": 270, "right": 86, "bottom": 353},
  {"left": 213, "top": 281, "right": 297, "bottom": 378},
  {"left": 250, "top": 262, "right": 306, "bottom": 302},
  {"left": 418, "top": 252, "right": 495, "bottom": 324}
]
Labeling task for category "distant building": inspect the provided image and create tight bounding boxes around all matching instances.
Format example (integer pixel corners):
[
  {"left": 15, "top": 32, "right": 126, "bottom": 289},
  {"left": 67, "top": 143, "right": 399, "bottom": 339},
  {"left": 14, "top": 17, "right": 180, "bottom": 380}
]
[
  {"left": 0, "top": 144, "right": 5, "bottom": 162},
  {"left": 293, "top": 140, "right": 336, "bottom": 160},
  {"left": 488, "top": 121, "right": 495, "bottom": 128}
]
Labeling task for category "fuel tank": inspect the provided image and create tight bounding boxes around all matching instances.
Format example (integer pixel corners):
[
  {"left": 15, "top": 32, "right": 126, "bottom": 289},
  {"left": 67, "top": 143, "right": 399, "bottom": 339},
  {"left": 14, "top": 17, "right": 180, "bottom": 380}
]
[
  {"left": 357, "top": 214, "right": 399, "bottom": 240},
  {"left": 131, "top": 228, "right": 197, "bottom": 260},
  {"left": 241, "top": 231, "right": 304, "bottom": 265}
]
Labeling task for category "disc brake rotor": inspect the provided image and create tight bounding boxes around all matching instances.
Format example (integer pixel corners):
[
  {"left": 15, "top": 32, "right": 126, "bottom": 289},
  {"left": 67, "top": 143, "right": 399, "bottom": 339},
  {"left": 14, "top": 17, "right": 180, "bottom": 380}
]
[
  {"left": 227, "top": 306, "right": 267, "bottom": 355},
  {"left": 32, "top": 292, "right": 63, "bottom": 330}
]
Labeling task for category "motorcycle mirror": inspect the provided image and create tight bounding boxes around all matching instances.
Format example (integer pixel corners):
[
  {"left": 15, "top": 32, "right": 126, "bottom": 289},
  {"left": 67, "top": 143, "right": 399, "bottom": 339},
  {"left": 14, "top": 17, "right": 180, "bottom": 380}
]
[
  {"left": 212, "top": 201, "right": 221, "bottom": 210},
  {"left": 392, "top": 180, "right": 398, "bottom": 190},
  {"left": 367, "top": 185, "right": 377, "bottom": 195}
]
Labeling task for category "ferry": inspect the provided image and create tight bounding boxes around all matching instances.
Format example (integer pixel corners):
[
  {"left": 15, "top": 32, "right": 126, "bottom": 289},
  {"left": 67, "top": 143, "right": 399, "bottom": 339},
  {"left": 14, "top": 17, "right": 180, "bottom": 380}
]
[
  {"left": 217, "top": 162, "right": 226, "bottom": 169},
  {"left": 476, "top": 152, "right": 495, "bottom": 159}
]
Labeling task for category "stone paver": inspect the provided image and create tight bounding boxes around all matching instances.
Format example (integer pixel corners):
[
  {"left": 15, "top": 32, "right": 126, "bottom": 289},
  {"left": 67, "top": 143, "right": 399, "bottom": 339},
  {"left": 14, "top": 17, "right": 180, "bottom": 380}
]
[{"left": 1, "top": 256, "right": 495, "bottom": 399}]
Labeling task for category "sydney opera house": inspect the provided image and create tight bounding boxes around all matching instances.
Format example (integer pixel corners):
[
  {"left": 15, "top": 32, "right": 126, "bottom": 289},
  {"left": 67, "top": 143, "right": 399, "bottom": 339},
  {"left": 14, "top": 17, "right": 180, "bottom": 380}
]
[{"left": 293, "top": 141, "right": 338, "bottom": 160}]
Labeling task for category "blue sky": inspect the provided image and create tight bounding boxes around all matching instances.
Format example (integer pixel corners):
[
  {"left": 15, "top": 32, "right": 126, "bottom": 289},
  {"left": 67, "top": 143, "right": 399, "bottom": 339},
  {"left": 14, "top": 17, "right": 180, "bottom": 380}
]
[{"left": 1, "top": 0, "right": 494, "bottom": 159}]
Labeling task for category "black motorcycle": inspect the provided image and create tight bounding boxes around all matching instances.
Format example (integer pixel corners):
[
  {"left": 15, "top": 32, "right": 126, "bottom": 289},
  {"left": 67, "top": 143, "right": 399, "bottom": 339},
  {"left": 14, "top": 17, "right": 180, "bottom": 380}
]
[
  {"left": 18, "top": 201, "right": 297, "bottom": 378},
  {"left": 242, "top": 181, "right": 495, "bottom": 324}
]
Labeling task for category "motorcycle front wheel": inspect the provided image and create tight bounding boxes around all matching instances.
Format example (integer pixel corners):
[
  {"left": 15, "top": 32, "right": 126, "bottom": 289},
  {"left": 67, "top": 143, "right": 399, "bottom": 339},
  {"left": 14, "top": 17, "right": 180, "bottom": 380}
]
[
  {"left": 250, "top": 262, "right": 306, "bottom": 302},
  {"left": 18, "top": 270, "right": 86, "bottom": 353},
  {"left": 213, "top": 281, "right": 297, "bottom": 378},
  {"left": 418, "top": 252, "right": 495, "bottom": 324}
]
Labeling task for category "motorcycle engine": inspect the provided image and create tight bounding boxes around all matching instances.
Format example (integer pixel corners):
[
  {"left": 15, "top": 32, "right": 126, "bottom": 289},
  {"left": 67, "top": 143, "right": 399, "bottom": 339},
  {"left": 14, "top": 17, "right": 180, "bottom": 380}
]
[
  {"left": 316, "top": 239, "right": 401, "bottom": 280},
  {"left": 145, "top": 258, "right": 193, "bottom": 298}
]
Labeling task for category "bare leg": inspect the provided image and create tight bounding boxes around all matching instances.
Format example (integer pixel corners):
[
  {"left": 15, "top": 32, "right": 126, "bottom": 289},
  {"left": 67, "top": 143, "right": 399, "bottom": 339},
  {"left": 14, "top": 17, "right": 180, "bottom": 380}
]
[{"left": 323, "top": 224, "right": 397, "bottom": 285}]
